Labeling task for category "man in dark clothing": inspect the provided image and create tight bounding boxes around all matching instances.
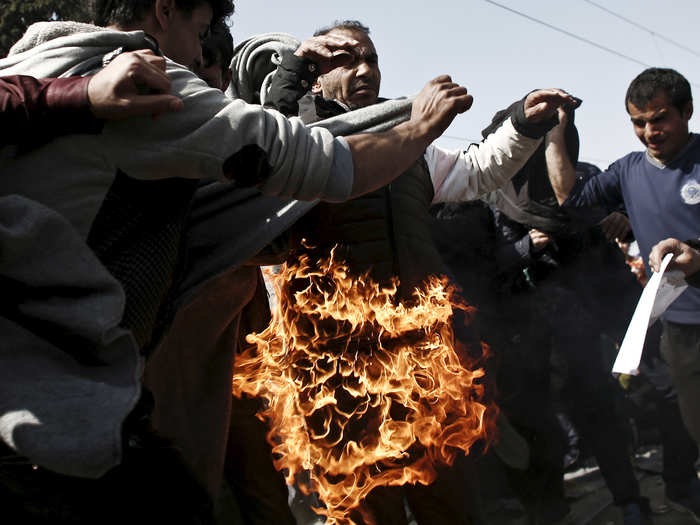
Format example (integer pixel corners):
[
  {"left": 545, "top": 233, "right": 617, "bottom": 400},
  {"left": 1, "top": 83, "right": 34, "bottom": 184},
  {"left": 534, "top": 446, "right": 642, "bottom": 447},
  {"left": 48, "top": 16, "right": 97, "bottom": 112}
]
[
  {"left": 480, "top": 98, "right": 662, "bottom": 524},
  {"left": 263, "top": 19, "right": 578, "bottom": 525}
]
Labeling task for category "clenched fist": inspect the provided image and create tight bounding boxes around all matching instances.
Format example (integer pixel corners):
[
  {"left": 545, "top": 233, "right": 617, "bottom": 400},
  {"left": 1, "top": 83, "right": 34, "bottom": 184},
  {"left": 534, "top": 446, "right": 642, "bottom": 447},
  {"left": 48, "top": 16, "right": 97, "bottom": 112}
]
[{"left": 410, "top": 75, "right": 473, "bottom": 143}]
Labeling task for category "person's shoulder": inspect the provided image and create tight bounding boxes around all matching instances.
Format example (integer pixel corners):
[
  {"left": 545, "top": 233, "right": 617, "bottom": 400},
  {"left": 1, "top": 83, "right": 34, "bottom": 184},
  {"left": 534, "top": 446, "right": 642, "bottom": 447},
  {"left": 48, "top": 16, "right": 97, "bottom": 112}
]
[{"left": 606, "top": 150, "right": 646, "bottom": 174}]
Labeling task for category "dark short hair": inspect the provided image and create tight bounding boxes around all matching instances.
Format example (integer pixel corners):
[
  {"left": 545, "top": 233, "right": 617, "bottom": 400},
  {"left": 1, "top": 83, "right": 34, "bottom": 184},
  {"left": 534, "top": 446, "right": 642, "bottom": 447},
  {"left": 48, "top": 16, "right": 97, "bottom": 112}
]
[
  {"left": 313, "top": 20, "right": 370, "bottom": 37},
  {"left": 625, "top": 67, "right": 692, "bottom": 113},
  {"left": 202, "top": 19, "right": 233, "bottom": 72},
  {"left": 95, "top": 0, "right": 234, "bottom": 28}
]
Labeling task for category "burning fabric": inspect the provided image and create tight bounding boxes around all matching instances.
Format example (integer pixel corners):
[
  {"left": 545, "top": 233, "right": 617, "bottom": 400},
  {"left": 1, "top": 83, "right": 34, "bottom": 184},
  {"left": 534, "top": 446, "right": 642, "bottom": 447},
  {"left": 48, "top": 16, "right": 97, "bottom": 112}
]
[{"left": 232, "top": 248, "right": 495, "bottom": 524}]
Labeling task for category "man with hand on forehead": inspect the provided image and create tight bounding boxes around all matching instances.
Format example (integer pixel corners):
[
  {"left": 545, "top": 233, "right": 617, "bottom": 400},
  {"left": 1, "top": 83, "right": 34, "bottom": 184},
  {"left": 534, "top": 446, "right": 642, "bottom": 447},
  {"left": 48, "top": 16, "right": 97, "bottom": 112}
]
[{"left": 264, "top": 19, "right": 578, "bottom": 525}]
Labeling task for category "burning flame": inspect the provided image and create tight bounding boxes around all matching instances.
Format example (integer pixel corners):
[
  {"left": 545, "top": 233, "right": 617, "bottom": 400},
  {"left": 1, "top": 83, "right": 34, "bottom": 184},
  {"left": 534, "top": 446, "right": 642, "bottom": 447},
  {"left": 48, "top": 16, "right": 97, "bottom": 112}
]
[
  {"left": 233, "top": 248, "right": 495, "bottom": 524},
  {"left": 619, "top": 242, "right": 648, "bottom": 286}
]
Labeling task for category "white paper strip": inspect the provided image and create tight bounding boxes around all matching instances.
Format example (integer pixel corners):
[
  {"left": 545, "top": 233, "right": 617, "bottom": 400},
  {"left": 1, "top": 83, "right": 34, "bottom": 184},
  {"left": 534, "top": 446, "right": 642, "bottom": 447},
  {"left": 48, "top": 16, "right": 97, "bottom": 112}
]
[{"left": 612, "top": 253, "right": 688, "bottom": 376}]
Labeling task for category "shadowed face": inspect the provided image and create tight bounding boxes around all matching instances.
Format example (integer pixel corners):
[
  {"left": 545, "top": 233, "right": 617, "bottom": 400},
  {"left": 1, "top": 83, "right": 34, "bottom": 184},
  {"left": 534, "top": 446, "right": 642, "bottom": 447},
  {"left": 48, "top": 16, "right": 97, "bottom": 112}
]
[
  {"left": 314, "top": 28, "right": 381, "bottom": 110},
  {"left": 158, "top": 2, "right": 213, "bottom": 68},
  {"left": 627, "top": 90, "right": 693, "bottom": 163}
]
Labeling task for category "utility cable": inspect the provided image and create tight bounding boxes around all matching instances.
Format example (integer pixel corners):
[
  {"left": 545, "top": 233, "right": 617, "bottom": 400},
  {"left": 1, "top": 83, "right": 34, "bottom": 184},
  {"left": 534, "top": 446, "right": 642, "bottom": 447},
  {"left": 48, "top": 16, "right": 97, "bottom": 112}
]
[
  {"left": 482, "top": 0, "right": 700, "bottom": 88},
  {"left": 582, "top": 0, "right": 700, "bottom": 59},
  {"left": 482, "top": 0, "right": 649, "bottom": 67}
]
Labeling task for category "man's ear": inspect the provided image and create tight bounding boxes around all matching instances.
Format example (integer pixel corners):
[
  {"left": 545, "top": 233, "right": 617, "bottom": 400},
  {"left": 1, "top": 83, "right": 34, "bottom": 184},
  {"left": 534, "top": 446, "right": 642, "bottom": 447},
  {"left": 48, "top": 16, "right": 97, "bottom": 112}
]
[
  {"left": 311, "top": 78, "right": 323, "bottom": 95},
  {"left": 684, "top": 101, "right": 694, "bottom": 121},
  {"left": 154, "top": 0, "right": 177, "bottom": 30},
  {"left": 222, "top": 68, "right": 232, "bottom": 92}
]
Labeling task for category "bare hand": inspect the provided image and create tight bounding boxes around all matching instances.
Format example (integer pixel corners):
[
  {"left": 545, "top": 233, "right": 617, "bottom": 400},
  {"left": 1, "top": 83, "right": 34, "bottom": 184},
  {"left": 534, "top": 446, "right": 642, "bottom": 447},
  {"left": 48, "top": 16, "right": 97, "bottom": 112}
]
[
  {"left": 88, "top": 50, "right": 184, "bottom": 120},
  {"left": 599, "top": 212, "right": 631, "bottom": 242},
  {"left": 410, "top": 75, "right": 473, "bottom": 143},
  {"left": 524, "top": 88, "right": 580, "bottom": 124},
  {"left": 649, "top": 238, "right": 700, "bottom": 276},
  {"left": 529, "top": 229, "right": 551, "bottom": 251},
  {"left": 294, "top": 34, "right": 358, "bottom": 75}
]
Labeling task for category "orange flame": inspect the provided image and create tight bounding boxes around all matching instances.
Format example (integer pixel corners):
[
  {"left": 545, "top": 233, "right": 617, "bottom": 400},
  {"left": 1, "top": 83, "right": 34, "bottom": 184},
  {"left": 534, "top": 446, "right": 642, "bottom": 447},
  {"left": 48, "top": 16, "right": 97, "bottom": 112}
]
[{"left": 233, "top": 248, "right": 495, "bottom": 524}]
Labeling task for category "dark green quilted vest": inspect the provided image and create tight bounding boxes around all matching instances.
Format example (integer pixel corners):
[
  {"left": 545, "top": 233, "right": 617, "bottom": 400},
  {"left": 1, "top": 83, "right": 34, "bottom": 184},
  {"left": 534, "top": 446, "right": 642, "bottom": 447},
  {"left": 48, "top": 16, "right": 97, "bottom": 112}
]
[{"left": 294, "top": 157, "right": 447, "bottom": 299}]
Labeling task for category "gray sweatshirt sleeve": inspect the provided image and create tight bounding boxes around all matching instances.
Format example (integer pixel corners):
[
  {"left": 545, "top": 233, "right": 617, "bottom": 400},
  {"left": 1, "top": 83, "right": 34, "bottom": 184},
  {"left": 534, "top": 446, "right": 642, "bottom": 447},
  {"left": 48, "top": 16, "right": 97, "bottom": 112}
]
[{"left": 101, "top": 62, "right": 352, "bottom": 202}]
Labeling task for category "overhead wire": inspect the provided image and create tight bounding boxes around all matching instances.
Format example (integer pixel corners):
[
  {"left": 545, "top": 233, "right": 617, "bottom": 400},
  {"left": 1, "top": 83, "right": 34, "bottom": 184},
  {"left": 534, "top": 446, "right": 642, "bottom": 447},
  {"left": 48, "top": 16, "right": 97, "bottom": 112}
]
[
  {"left": 439, "top": 1, "right": 700, "bottom": 166},
  {"left": 481, "top": 0, "right": 700, "bottom": 89},
  {"left": 582, "top": 0, "right": 700, "bottom": 59},
  {"left": 482, "top": 0, "right": 649, "bottom": 68}
]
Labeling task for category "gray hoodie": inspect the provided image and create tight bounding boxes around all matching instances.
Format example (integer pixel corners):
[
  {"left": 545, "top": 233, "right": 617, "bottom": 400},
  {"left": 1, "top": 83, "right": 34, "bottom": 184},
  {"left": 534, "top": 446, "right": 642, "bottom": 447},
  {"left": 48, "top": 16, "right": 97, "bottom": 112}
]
[{"left": 0, "top": 21, "right": 352, "bottom": 238}]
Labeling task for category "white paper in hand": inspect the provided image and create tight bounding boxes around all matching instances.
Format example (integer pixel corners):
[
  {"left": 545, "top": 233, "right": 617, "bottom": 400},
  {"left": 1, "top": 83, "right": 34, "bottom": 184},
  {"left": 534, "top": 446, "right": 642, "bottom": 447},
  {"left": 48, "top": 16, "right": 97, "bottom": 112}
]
[{"left": 612, "top": 253, "right": 688, "bottom": 376}]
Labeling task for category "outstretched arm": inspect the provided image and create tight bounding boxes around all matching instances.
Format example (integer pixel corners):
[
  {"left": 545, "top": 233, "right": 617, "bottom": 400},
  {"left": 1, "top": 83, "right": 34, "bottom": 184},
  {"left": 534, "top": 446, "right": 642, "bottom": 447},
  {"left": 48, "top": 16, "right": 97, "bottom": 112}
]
[
  {"left": 344, "top": 75, "right": 473, "bottom": 198},
  {"left": 430, "top": 88, "right": 580, "bottom": 203}
]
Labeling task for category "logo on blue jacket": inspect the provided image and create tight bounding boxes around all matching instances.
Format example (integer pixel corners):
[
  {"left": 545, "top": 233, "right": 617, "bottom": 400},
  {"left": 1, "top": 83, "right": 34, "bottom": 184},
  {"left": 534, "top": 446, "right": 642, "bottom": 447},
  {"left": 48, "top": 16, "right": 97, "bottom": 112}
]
[{"left": 681, "top": 180, "right": 700, "bottom": 205}]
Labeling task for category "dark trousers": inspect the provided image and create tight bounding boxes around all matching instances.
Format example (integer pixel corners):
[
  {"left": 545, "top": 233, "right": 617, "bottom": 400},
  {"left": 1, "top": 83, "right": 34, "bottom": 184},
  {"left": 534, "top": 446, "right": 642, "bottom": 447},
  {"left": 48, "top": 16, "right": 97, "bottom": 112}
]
[
  {"left": 359, "top": 455, "right": 485, "bottom": 525},
  {"left": 660, "top": 321, "right": 700, "bottom": 448},
  {"left": 0, "top": 441, "right": 213, "bottom": 524}
]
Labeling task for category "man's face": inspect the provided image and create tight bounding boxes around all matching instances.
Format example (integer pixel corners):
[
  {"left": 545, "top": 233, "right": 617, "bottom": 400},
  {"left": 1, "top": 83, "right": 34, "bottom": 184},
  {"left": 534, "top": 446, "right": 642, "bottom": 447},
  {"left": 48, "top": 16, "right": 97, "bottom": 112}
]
[
  {"left": 314, "top": 28, "right": 381, "bottom": 109},
  {"left": 627, "top": 90, "right": 692, "bottom": 163},
  {"left": 159, "top": 3, "right": 213, "bottom": 68}
]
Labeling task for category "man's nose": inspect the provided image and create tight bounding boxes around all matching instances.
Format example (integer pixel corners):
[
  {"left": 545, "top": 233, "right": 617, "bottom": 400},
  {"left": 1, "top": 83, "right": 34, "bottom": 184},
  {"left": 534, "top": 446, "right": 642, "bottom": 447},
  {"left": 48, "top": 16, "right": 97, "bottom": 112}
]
[
  {"left": 355, "top": 60, "right": 373, "bottom": 77},
  {"left": 646, "top": 120, "right": 662, "bottom": 134}
]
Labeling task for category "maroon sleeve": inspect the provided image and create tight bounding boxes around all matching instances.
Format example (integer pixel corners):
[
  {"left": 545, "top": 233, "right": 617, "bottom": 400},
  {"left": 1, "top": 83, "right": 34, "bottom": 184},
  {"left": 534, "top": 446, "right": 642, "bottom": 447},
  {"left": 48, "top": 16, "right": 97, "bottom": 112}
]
[{"left": 0, "top": 75, "right": 103, "bottom": 147}]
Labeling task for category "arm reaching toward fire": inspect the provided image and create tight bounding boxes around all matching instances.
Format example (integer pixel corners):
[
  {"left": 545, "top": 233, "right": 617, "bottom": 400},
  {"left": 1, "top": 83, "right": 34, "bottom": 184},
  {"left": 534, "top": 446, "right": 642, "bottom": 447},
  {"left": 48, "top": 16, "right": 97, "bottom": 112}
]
[{"left": 344, "top": 75, "right": 473, "bottom": 198}]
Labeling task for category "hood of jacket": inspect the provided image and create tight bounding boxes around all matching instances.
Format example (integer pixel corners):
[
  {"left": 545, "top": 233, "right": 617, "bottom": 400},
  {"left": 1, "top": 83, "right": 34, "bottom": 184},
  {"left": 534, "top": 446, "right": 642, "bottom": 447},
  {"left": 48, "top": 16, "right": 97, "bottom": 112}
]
[{"left": 0, "top": 21, "right": 153, "bottom": 79}]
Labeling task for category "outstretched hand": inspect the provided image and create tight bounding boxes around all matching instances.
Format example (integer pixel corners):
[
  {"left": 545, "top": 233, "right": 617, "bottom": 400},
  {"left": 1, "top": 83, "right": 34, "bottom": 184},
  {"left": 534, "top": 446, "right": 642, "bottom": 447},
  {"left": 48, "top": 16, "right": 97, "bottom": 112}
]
[
  {"left": 88, "top": 49, "right": 184, "bottom": 120},
  {"left": 294, "top": 34, "right": 358, "bottom": 75},
  {"left": 410, "top": 75, "right": 473, "bottom": 143},
  {"left": 524, "top": 88, "right": 580, "bottom": 123}
]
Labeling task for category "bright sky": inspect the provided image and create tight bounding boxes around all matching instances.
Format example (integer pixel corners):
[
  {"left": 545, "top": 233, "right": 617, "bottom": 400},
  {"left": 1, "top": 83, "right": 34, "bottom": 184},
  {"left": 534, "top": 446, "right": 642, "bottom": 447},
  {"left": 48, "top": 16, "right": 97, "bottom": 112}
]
[{"left": 230, "top": 0, "right": 700, "bottom": 169}]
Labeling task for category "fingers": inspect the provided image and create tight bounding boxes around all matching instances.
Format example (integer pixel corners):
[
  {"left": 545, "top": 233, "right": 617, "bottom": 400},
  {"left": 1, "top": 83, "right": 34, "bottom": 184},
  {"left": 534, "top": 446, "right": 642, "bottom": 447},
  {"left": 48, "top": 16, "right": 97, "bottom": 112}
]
[
  {"left": 89, "top": 49, "right": 183, "bottom": 120},
  {"left": 524, "top": 88, "right": 580, "bottom": 123},
  {"left": 410, "top": 75, "right": 472, "bottom": 142},
  {"left": 441, "top": 83, "right": 473, "bottom": 112},
  {"left": 129, "top": 49, "right": 166, "bottom": 72},
  {"left": 649, "top": 238, "right": 681, "bottom": 272},
  {"left": 125, "top": 94, "right": 184, "bottom": 119},
  {"left": 130, "top": 59, "right": 172, "bottom": 94},
  {"left": 296, "top": 34, "right": 360, "bottom": 59},
  {"left": 529, "top": 229, "right": 551, "bottom": 250}
]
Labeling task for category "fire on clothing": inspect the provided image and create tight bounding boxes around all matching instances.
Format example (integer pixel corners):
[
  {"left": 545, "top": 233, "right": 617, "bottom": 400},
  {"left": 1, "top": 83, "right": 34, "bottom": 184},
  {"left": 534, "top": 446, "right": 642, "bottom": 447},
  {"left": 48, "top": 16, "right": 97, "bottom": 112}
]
[{"left": 233, "top": 247, "right": 495, "bottom": 524}]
